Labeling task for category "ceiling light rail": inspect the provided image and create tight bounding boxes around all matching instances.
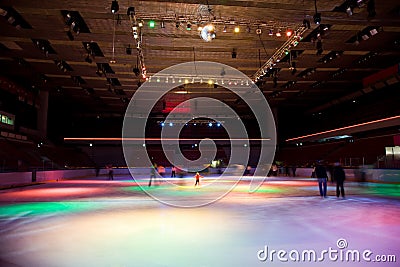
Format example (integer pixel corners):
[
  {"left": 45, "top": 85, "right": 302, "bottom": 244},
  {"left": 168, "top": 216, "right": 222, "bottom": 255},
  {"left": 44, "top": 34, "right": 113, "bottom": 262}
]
[
  {"left": 253, "top": 24, "right": 308, "bottom": 82},
  {"left": 146, "top": 74, "right": 253, "bottom": 87},
  {"left": 127, "top": 7, "right": 147, "bottom": 80}
]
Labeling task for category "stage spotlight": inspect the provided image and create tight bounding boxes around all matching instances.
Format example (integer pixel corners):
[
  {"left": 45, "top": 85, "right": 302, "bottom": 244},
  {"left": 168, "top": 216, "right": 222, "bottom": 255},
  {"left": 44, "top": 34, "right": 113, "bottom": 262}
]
[
  {"left": 303, "top": 19, "right": 311, "bottom": 29},
  {"left": 208, "top": 122, "right": 213, "bottom": 127},
  {"left": 126, "top": 46, "right": 132, "bottom": 55},
  {"left": 346, "top": 6, "right": 353, "bottom": 16},
  {"left": 186, "top": 23, "right": 191, "bottom": 30},
  {"left": 276, "top": 29, "right": 281, "bottom": 37},
  {"left": 111, "top": 0, "right": 119, "bottom": 14},
  {"left": 234, "top": 26, "right": 240, "bottom": 33},
  {"left": 160, "top": 20, "right": 165, "bottom": 28},
  {"left": 149, "top": 20, "right": 155, "bottom": 28},
  {"left": 231, "top": 48, "right": 237, "bottom": 58},
  {"left": 256, "top": 27, "right": 262, "bottom": 35},
  {"left": 313, "top": 13, "right": 321, "bottom": 24},
  {"left": 223, "top": 25, "right": 227, "bottom": 32},
  {"left": 286, "top": 29, "right": 293, "bottom": 37},
  {"left": 127, "top": 7, "right": 135, "bottom": 17},
  {"left": 175, "top": 21, "right": 180, "bottom": 28}
]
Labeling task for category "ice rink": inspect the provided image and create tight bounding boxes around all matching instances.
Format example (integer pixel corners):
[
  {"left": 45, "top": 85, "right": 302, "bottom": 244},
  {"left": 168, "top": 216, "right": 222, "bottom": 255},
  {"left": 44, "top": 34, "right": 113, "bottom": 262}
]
[{"left": 0, "top": 175, "right": 399, "bottom": 267}]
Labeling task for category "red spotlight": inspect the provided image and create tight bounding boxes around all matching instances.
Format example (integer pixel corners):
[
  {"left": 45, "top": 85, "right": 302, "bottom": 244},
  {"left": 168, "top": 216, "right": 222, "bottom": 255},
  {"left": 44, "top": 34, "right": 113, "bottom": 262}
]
[{"left": 286, "top": 29, "right": 293, "bottom": 37}]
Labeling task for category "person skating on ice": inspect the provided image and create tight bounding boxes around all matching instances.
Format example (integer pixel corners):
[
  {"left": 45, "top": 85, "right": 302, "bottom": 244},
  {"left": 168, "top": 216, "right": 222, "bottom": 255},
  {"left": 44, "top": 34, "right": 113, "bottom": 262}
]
[{"left": 194, "top": 172, "right": 203, "bottom": 187}]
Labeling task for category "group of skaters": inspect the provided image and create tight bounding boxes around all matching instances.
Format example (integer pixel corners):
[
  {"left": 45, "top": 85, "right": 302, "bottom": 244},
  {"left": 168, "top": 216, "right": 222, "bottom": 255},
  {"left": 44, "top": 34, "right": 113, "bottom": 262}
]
[
  {"left": 148, "top": 163, "right": 203, "bottom": 187},
  {"left": 269, "top": 163, "right": 297, "bottom": 177},
  {"left": 313, "top": 160, "right": 346, "bottom": 199}
]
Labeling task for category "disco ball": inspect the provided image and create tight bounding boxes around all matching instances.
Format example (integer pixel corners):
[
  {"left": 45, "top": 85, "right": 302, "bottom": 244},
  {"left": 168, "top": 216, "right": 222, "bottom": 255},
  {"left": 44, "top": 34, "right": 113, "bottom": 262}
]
[{"left": 200, "top": 24, "right": 216, "bottom": 42}]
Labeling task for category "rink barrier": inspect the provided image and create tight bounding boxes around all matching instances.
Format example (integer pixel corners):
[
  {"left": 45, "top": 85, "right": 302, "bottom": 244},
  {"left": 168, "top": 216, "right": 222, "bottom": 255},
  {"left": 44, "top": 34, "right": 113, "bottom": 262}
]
[{"left": 0, "top": 167, "right": 399, "bottom": 188}]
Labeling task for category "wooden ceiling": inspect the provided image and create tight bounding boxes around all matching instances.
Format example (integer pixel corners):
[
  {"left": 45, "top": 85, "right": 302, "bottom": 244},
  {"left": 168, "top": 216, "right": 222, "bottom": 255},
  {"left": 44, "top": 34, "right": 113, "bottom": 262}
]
[{"left": 0, "top": 0, "right": 399, "bottom": 139}]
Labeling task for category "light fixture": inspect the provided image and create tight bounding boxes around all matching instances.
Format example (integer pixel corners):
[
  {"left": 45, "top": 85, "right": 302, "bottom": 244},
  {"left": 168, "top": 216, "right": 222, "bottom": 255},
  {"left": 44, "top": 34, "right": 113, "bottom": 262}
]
[
  {"left": 223, "top": 25, "right": 227, "bottom": 33},
  {"left": 313, "top": 0, "right": 321, "bottom": 24},
  {"left": 370, "top": 28, "right": 378, "bottom": 36},
  {"left": 303, "top": 19, "right": 311, "bottom": 29},
  {"left": 276, "top": 29, "right": 281, "bottom": 37},
  {"left": 175, "top": 21, "right": 180, "bottom": 28},
  {"left": 111, "top": 0, "right": 119, "bottom": 14},
  {"left": 160, "top": 20, "right": 165, "bottom": 28},
  {"left": 268, "top": 29, "right": 273, "bottom": 36},
  {"left": 346, "top": 6, "right": 353, "bottom": 16},
  {"left": 313, "top": 13, "right": 321, "bottom": 24},
  {"left": 186, "top": 23, "right": 191, "bottom": 30},
  {"left": 149, "top": 20, "right": 155, "bottom": 28},
  {"left": 232, "top": 48, "right": 237, "bottom": 58},
  {"left": 234, "top": 26, "right": 240, "bottom": 33},
  {"left": 286, "top": 29, "right": 293, "bottom": 37},
  {"left": 361, "top": 34, "right": 369, "bottom": 40},
  {"left": 126, "top": 45, "right": 132, "bottom": 55}
]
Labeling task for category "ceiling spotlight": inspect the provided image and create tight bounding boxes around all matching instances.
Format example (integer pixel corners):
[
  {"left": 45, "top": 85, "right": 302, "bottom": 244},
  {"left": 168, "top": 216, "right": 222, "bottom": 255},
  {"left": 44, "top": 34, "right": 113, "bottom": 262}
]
[
  {"left": 286, "top": 29, "right": 293, "bottom": 37},
  {"left": 111, "top": 0, "right": 119, "bottom": 14},
  {"left": 138, "top": 20, "right": 144, "bottom": 27},
  {"left": 303, "top": 19, "right": 311, "bottom": 29},
  {"left": 276, "top": 29, "right": 281, "bottom": 37},
  {"left": 127, "top": 7, "right": 135, "bottom": 17},
  {"left": 246, "top": 25, "right": 251, "bottom": 33},
  {"left": 149, "top": 20, "right": 155, "bottom": 28},
  {"left": 126, "top": 46, "right": 132, "bottom": 55},
  {"left": 370, "top": 28, "right": 378, "bottom": 36},
  {"left": 234, "top": 26, "right": 240, "bottom": 33},
  {"left": 256, "top": 27, "right": 262, "bottom": 35},
  {"left": 186, "top": 23, "right": 192, "bottom": 30},
  {"left": 346, "top": 6, "right": 353, "bottom": 16},
  {"left": 268, "top": 29, "right": 273, "bottom": 36},
  {"left": 313, "top": 13, "right": 321, "bottom": 24}
]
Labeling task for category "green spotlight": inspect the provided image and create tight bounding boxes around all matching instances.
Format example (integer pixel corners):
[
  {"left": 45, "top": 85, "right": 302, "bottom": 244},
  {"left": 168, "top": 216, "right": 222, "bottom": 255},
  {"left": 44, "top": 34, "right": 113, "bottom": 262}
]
[{"left": 149, "top": 20, "right": 155, "bottom": 28}]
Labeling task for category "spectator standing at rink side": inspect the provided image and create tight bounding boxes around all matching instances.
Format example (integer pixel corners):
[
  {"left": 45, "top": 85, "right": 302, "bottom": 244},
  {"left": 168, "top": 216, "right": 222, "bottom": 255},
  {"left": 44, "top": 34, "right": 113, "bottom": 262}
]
[
  {"left": 106, "top": 164, "right": 114, "bottom": 180},
  {"left": 333, "top": 162, "right": 346, "bottom": 198},
  {"left": 315, "top": 161, "right": 328, "bottom": 198},
  {"left": 291, "top": 165, "right": 297, "bottom": 177},
  {"left": 271, "top": 163, "right": 278, "bottom": 176}
]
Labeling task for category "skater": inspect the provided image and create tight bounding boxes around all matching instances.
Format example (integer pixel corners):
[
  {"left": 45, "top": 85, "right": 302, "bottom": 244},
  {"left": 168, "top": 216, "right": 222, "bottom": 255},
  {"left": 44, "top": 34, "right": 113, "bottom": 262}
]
[
  {"left": 106, "top": 164, "right": 114, "bottom": 180},
  {"left": 149, "top": 163, "right": 157, "bottom": 187},
  {"left": 315, "top": 160, "right": 328, "bottom": 198},
  {"left": 171, "top": 166, "right": 176, "bottom": 178},
  {"left": 194, "top": 172, "right": 203, "bottom": 187},
  {"left": 333, "top": 162, "right": 346, "bottom": 198}
]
